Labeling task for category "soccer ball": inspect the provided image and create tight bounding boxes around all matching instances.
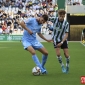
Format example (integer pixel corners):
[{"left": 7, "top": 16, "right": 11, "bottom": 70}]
[{"left": 32, "top": 66, "right": 41, "bottom": 76}]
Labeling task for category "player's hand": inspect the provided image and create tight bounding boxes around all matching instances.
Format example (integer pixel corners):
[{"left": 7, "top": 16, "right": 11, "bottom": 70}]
[
  {"left": 56, "top": 43, "right": 62, "bottom": 47},
  {"left": 28, "top": 30, "right": 33, "bottom": 35},
  {"left": 48, "top": 21, "right": 53, "bottom": 25}
]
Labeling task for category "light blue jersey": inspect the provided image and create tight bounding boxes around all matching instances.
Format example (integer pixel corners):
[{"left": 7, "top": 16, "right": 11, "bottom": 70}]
[
  {"left": 22, "top": 17, "right": 41, "bottom": 41},
  {"left": 22, "top": 17, "right": 44, "bottom": 50}
]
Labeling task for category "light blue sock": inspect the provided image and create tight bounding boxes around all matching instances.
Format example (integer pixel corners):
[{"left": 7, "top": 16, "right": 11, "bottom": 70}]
[
  {"left": 41, "top": 55, "right": 48, "bottom": 68},
  {"left": 32, "top": 54, "right": 43, "bottom": 71}
]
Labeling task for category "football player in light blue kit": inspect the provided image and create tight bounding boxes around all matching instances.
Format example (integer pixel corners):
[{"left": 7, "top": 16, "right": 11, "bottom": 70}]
[{"left": 18, "top": 14, "right": 52, "bottom": 74}]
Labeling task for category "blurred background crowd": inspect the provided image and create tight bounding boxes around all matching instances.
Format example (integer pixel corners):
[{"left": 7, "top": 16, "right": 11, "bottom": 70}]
[
  {"left": 0, "top": 0, "right": 58, "bottom": 35},
  {"left": 67, "top": 0, "right": 82, "bottom": 5}
]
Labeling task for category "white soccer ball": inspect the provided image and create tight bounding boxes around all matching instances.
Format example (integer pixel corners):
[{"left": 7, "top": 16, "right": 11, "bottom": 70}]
[{"left": 32, "top": 66, "right": 41, "bottom": 76}]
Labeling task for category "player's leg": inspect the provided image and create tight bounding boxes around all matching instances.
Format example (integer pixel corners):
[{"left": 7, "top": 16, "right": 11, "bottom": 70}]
[
  {"left": 61, "top": 40, "right": 70, "bottom": 73},
  {"left": 83, "top": 29, "right": 85, "bottom": 41},
  {"left": 63, "top": 48, "right": 70, "bottom": 73},
  {"left": 27, "top": 46, "right": 43, "bottom": 71},
  {"left": 32, "top": 40, "right": 48, "bottom": 70},
  {"left": 82, "top": 34, "right": 85, "bottom": 43},
  {"left": 55, "top": 47, "right": 66, "bottom": 73},
  {"left": 38, "top": 47, "right": 48, "bottom": 71},
  {"left": 27, "top": 46, "right": 46, "bottom": 73},
  {"left": 81, "top": 30, "right": 85, "bottom": 44},
  {"left": 84, "top": 33, "right": 85, "bottom": 43},
  {"left": 31, "top": 41, "right": 47, "bottom": 74},
  {"left": 22, "top": 40, "right": 45, "bottom": 73}
]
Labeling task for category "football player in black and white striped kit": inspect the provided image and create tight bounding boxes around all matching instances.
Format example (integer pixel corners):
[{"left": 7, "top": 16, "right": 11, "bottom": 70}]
[{"left": 49, "top": 9, "right": 70, "bottom": 73}]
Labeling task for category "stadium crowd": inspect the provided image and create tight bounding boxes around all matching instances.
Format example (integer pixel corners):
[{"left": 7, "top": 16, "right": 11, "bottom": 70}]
[
  {"left": 0, "top": 0, "right": 58, "bottom": 35},
  {"left": 67, "top": 0, "right": 82, "bottom": 5}
]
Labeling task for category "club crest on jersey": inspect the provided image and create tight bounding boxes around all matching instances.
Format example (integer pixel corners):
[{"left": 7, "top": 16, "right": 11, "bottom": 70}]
[{"left": 55, "top": 27, "right": 62, "bottom": 31}]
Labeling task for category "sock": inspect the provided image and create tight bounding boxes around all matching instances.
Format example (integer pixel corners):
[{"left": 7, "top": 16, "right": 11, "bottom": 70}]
[
  {"left": 57, "top": 56, "right": 64, "bottom": 67},
  {"left": 66, "top": 56, "right": 70, "bottom": 67},
  {"left": 32, "top": 54, "right": 43, "bottom": 71},
  {"left": 41, "top": 55, "right": 48, "bottom": 68}
]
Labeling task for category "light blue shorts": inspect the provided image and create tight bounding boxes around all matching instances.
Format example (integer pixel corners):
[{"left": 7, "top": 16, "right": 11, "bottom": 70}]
[{"left": 22, "top": 40, "right": 44, "bottom": 50}]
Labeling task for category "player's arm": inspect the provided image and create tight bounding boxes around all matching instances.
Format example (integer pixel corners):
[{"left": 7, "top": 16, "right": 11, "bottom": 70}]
[
  {"left": 61, "top": 33, "right": 68, "bottom": 43},
  {"left": 56, "top": 33, "right": 68, "bottom": 47},
  {"left": 48, "top": 17, "right": 57, "bottom": 31},
  {"left": 37, "top": 33, "right": 52, "bottom": 42},
  {"left": 47, "top": 21, "right": 53, "bottom": 31},
  {"left": 49, "top": 25, "right": 53, "bottom": 31},
  {"left": 18, "top": 20, "right": 33, "bottom": 35}
]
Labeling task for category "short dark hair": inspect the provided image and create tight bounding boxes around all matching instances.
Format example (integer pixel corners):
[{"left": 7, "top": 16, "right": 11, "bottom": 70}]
[
  {"left": 42, "top": 14, "right": 48, "bottom": 21},
  {"left": 58, "top": 9, "right": 66, "bottom": 15}
]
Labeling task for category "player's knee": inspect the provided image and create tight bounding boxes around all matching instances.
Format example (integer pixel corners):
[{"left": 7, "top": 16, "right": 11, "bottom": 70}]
[
  {"left": 56, "top": 51, "right": 61, "bottom": 57},
  {"left": 64, "top": 53, "right": 69, "bottom": 57},
  {"left": 44, "top": 51, "right": 48, "bottom": 56},
  {"left": 57, "top": 54, "right": 61, "bottom": 57},
  {"left": 56, "top": 53, "right": 61, "bottom": 57}
]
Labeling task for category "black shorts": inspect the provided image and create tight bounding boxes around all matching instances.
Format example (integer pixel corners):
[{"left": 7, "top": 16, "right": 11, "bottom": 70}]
[{"left": 53, "top": 40, "right": 68, "bottom": 49}]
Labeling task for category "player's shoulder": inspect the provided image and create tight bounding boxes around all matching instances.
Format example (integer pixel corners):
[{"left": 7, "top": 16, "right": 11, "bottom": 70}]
[
  {"left": 24, "top": 17, "right": 36, "bottom": 24},
  {"left": 64, "top": 19, "right": 69, "bottom": 25},
  {"left": 55, "top": 17, "right": 58, "bottom": 20},
  {"left": 54, "top": 17, "right": 58, "bottom": 23},
  {"left": 28, "top": 17, "right": 36, "bottom": 21}
]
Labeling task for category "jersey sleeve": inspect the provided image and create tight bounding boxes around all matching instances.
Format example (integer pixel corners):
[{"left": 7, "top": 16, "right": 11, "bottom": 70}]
[
  {"left": 37, "top": 28, "right": 41, "bottom": 33},
  {"left": 65, "top": 23, "right": 69, "bottom": 33},
  {"left": 53, "top": 18, "right": 56, "bottom": 24},
  {"left": 49, "top": 25, "right": 53, "bottom": 31},
  {"left": 53, "top": 17, "right": 57, "bottom": 24}
]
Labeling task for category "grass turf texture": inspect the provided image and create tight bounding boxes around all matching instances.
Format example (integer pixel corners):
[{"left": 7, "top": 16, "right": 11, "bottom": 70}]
[{"left": 0, "top": 42, "right": 85, "bottom": 85}]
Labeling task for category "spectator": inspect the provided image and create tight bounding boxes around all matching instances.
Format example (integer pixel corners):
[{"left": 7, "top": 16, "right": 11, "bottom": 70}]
[
  {"left": 73, "top": 2, "right": 80, "bottom": 5},
  {"left": 0, "top": 0, "right": 58, "bottom": 35},
  {"left": 0, "top": 23, "right": 2, "bottom": 34},
  {"left": 18, "top": 2, "right": 24, "bottom": 9},
  {"left": 48, "top": 3, "right": 54, "bottom": 12},
  {"left": 67, "top": 0, "right": 73, "bottom": 5},
  {"left": 2, "top": 21, "right": 7, "bottom": 34},
  {"left": 22, "top": 0, "right": 26, "bottom": 3},
  {"left": 54, "top": 4, "right": 58, "bottom": 12}
]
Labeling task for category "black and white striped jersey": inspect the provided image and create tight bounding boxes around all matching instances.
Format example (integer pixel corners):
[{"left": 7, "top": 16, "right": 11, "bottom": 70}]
[{"left": 52, "top": 17, "right": 69, "bottom": 43}]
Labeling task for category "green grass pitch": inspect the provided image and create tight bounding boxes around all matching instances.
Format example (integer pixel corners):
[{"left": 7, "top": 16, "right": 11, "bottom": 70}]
[{"left": 0, "top": 42, "right": 85, "bottom": 85}]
